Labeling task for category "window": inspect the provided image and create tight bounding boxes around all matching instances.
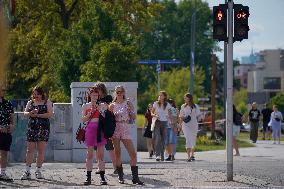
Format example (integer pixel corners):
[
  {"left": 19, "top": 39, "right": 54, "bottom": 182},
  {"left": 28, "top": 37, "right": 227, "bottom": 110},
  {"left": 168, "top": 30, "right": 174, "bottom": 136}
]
[
  {"left": 263, "top": 77, "right": 281, "bottom": 90},
  {"left": 281, "top": 51, "right": 284, "bottom": 70}
]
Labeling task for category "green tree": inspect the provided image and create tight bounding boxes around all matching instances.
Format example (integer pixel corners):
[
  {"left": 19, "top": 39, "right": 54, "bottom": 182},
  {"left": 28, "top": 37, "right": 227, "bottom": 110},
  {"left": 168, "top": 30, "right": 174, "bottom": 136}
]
[{"left": 270, "top": 92, "right": 284, "bottom": 114}]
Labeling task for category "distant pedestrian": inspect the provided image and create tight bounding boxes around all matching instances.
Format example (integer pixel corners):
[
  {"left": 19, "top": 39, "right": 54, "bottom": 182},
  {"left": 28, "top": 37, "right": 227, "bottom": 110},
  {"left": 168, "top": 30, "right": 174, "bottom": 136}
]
[
  {"left": 269, "top": 105, "right": 282, "bottom": 144},
  {"left": 233, "top": 105, "right": 242, "bottom": 156},
  {"left": 109, "top": 85, "right": 143, "bottom": 185},
  {"left": 143, "top": 104, "right": 154, "bottom": 158},
  {"left": 151, "top": 91, "right": 172, "bottom": 161},
  {"left": 249, "top": 102, "right": 261, "bottom": 143},
  {"left": 0, "top": 86, "right": 15, "bottom": 182},
  {"left": 81, "top": 88, "right": 107, "bottom": 185},
  {"left": 261, "top": 104, "right": 273, "bottom": 140},
  {"left": 179, "top": 93, "right": 202, "bottom": 162},
  {"left": 21, "top": 86, "right": 53, "bottom": 180},
  {"left": 93, "top": 83, "right": 116, "bottom": 174},
  {"left": 165, "top": 99, "right": 179, "bottom": 161}
]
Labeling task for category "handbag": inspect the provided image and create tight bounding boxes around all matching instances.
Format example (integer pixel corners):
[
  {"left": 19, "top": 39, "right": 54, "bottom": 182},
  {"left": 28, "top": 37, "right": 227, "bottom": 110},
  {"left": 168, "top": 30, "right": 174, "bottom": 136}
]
[
  {"left": 183, "top": 115, "right": 191, "bottom": 123},
  {"left": 76, "top": 124, "right": 86, "bottom": 144},
  {"left": 275, "top": 117, "right": 281, "bottom": 122}
]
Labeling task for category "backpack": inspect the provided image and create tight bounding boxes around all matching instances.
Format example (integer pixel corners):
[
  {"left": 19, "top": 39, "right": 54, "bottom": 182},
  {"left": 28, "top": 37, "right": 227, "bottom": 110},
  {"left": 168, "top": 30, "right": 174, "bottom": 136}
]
[{"left": 99, "top": 109, "right": 116, "bottom": 139}]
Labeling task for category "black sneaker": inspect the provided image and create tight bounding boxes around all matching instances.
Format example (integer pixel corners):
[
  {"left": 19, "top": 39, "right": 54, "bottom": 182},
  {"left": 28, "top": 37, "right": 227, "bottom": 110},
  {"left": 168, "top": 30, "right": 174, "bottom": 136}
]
[
  {"left": 190, "top": 156, "right": 195, "bottom": 161},
  {"left": 165, "top": 155, "right": 172, "bottom": 161}
]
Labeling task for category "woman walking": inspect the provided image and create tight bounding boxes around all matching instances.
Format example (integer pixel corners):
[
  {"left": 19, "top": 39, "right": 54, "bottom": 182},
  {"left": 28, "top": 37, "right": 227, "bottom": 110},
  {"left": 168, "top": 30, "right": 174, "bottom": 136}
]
[
  {"left": 81, "top": 88, "right": 107, "bottom": 185},
  {"left": 151, "top": 91, "right": 172, "bottom": 161},
  {"left": 179, "top": 93, "right": 202, "bottom": 162},
  {"left": 165, "top": 99, "right": 178, "bottom": 161},
  {"left": 109, "top": 85, "right": 143, "bottom": 185},
  {"left": 269, "top": 105, "right": 283, "bottom": 144},
  {"left": 143, "top": 104, "right": 154, "bottom": 158},
  {"left": 21, "top": 86, "right": 53, "bottom": 180}
]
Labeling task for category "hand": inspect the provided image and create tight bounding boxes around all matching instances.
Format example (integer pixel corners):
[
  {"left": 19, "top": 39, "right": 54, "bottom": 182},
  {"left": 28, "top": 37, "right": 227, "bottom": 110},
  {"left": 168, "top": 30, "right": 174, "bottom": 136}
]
[
  {"left": 86, "top": 111, "right": 92, "bottom": 119},
  {"left": 0, "top": 128, "right": 8, "bottom": 134}
]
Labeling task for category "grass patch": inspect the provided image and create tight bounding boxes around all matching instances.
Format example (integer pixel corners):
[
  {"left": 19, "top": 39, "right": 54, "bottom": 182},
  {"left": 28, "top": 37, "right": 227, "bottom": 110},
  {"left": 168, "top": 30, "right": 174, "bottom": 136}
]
[
  {"left": 137, "top": 114, "right": 145, "bottom": 128},
  {"left": 176, "top": 135, "right": 254, "bottom": 152},
  {"left": 238, "top": 131, "right": 284, "bottom": 141}
]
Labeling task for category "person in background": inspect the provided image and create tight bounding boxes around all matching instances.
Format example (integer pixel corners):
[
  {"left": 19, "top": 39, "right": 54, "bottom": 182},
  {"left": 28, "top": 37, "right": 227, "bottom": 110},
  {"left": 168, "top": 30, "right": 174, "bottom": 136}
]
[
  {"left": 109, "top": 85, "right": 143, "bottom": 185},
  {"left": 143, "top": 104, "right": 154, "bottom": 158},
  {"left": 93, "top": 83, "right": 116, "bottom": 174},
  {"left": 81, "top": 88, "right": 107, "bottom": 185},
  {"left": 248, "top": 102, "right": 261, "bottom": 143},
  {"left": 165, "top": 99, "right": 179, "bottom": 161},
  {"left": 0, "top": 86, "right": 15, "bottom": 182},
  {"left": 233, "top": 105, "right": 242, "bottom": 156},
  {"left": 151, "top": 91, "right": 172, "bottom": 162},
  {"left": 261, "top": 104, "right": 273, "bottom": 140},
  {"left": 21, "top": 86, "right": 53, "bottom": 180},
  {"left": 179, "top": 93, "right": 202, "bottom": 162},
  {"left": 269, "top": 105, "right": 283, "bottom": 144}
]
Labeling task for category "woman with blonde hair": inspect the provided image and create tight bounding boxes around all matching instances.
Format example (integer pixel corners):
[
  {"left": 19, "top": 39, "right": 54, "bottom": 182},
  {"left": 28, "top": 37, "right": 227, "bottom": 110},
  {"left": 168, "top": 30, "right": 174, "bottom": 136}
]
[
  {"left": 179, "top": 93, "right": 202, "bottom": 162},
  {"left": 109, "top": 85, "right": 143, "bottom": 185}
]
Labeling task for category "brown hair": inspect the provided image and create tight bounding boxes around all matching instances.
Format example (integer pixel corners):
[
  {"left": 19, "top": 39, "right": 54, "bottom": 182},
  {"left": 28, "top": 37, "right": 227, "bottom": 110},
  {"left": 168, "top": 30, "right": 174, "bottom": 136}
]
[
  {"left": 158, "top": 91, "right": 168, "bottom": 110},
  {"left": 168, "top": 98, "right": 176, "bottom": 108},
  {"left": 184, "top": 93, "right": 196, "bottom": 108},
  {"left": 32, "top": 86, "right": 46, "bottom": 101},
  {"left": 93, "top": 82, "right": 108, "bottom": 98},
  {"left": 113, "top": 85, "right": 126, "bottom": 102},
  {"left": 87, "top": 88, "right": 99, "bottom": 103}
]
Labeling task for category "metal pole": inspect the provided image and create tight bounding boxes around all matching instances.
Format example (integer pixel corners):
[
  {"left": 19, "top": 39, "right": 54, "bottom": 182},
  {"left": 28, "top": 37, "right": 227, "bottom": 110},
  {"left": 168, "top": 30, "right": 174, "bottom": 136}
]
[
  {"left": 211, "top": 54, "right": 217, "bottom": 139},
  {"left": 158, "top": 60, "right": 161, "bottom": 93},
  {"left": 226, "top": 0, "right": 234, "bottom": 181},
  {"left": 224, "top": 0, "right": 228, "bottom": 119},
  {"left": 190, "top": 11, "right": 196, "bottom": 95}
]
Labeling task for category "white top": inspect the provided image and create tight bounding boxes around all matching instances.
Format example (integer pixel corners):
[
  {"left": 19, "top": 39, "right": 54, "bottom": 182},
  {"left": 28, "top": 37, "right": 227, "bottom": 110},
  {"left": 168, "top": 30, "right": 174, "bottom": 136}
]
[
  {"left": 179, "top": 104, "right": 201, "bottom": 126},
  {"left": 153, "top": 101, "right": 172, "bottom": 121}
]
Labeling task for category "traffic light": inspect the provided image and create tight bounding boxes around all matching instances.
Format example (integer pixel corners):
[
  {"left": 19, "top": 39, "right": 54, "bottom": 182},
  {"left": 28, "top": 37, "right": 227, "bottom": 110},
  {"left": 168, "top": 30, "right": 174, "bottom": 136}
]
[
  {"left": 234, "top": 4, "right": 249, "bottom": 41},
  {"left": 213, "top": 4, "right": 228, "bottom": 41}
]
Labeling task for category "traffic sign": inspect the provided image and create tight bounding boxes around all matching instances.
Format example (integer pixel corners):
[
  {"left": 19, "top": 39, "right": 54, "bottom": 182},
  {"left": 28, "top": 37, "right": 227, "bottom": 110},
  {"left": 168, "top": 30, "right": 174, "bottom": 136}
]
[{"left": 138, "top": 59, "right": 181, "bottom": 64}]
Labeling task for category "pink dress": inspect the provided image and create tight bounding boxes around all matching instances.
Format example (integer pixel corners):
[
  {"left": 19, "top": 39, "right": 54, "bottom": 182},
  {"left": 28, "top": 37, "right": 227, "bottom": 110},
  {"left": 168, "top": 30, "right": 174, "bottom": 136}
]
[{"left": 112, "top": 101, "right": 133, "bottom": 140}]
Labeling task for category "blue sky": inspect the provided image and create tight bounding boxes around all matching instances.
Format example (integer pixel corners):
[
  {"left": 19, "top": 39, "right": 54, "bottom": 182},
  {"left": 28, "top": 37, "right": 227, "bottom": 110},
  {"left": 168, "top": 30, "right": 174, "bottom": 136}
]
[{"left": 175, "top": 0, "right": 284, "bottom": 62}]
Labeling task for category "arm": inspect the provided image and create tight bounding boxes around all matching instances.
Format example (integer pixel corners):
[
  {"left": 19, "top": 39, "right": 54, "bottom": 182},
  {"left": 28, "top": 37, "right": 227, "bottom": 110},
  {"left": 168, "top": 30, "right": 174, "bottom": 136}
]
[
  {"left": 151, "top": 102, "right": 159, "bottom": 118},
  {"left": 24, "top": 100, "right": 36, "bottom": 117},
  {"left": 81, "top": 104, "right": 92, "bottom": 123},
  {"left": 127, "top": 101, "right": 136, "bottom": 120},
  {"left": 8, "top": 113, "right": 15, "bottom": 133},
  {"left": 167, "top": 106, "right": 173, "bottom": 124}
]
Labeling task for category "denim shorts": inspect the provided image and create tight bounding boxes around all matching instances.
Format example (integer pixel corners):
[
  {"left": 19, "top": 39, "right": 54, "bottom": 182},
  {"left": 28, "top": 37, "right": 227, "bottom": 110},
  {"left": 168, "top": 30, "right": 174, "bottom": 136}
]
[{"left": 165, "top": 127, "right": 177, "bottom": 145}]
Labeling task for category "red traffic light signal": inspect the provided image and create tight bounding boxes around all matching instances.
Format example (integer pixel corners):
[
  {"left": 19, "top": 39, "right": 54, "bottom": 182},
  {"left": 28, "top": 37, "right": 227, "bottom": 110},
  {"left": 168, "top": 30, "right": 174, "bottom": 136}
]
[
  {"left": 234, "top": 4, "right": 250, "bottom": 41},
  {"left": 213, "top": 4, "right": 228, "bottom": 41}
]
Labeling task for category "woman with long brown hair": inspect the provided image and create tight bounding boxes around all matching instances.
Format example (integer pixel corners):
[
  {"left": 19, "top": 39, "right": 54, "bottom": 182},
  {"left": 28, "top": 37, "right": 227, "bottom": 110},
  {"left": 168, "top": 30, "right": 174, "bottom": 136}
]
[
  {"left": 109, "top": 85, "right": 143, "bottom": 185},
  {"left": 179, "top": 93, "right": 202, "bottom": 162},
  {"left": 21, "top": 86, "right": 53, "bottom": 180},
  {"left": 151, "top": 91, "right": 172, "bottom": 161}
]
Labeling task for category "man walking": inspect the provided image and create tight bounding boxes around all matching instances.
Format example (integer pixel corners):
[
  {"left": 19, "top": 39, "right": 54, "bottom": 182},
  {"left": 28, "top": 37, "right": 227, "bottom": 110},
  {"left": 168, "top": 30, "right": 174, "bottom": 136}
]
[
  {"left": 261, "top": 104, "right": 273, "bottom": 140},
  {"left": 0, "top": 86, "right": 14, "bottom": 182},
  {"left": 249, "top": 102, "right": 261, "bottom": 143}
]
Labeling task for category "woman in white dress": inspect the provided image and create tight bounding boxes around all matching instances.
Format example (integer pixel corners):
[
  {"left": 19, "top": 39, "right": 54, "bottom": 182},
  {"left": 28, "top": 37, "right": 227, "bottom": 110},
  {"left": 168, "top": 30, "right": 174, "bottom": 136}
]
[{"left": 179, "top": 93, "right": 202, "bottom": 162}]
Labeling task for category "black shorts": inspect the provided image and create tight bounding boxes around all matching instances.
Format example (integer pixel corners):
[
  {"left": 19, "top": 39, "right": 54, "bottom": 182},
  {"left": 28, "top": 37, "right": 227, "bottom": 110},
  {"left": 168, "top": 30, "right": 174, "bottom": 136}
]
[
  {"left": 0, "top": 133, "right": 12, "bottom": 151},
  {"left": 263, "top": 122, "right": 271, "bottom": 132},
  {"left": 94, "top": 138, "right": 114, "bottom": 151}
]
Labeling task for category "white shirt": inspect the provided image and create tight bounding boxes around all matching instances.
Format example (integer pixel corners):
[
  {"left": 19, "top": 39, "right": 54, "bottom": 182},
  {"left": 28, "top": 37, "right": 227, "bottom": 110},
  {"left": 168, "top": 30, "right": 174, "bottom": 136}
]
[{"left": 153, "top": 101, "right": 172, "bottom": 121}]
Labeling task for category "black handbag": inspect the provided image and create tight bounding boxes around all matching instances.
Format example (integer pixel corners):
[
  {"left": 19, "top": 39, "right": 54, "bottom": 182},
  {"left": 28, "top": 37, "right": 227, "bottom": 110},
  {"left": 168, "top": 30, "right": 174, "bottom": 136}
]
[
  {"left": 183, "top": 115, "right": 191, "bottom": 123},
  {"left": 275, "top": 117, "right": 281, "bottom": 122}
]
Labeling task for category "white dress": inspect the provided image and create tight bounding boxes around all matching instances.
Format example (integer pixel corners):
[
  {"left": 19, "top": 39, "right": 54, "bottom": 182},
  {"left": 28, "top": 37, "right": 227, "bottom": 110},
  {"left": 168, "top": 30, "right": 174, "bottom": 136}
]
[{"left": 180, "top": 104, "right": 201, "bottom": 148}]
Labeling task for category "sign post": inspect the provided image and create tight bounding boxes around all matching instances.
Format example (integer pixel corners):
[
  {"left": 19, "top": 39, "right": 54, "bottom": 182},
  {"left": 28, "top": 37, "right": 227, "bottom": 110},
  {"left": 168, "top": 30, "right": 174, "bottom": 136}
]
[{"left": 138, "top": 59, "right": 181, "bottom": 93}]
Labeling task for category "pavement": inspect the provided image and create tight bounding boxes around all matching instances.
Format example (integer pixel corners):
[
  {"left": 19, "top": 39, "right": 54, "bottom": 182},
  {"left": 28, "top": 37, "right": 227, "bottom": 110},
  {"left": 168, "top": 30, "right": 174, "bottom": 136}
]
[{"left": 1, "top": 140, "right": 284, "bottom": 188}]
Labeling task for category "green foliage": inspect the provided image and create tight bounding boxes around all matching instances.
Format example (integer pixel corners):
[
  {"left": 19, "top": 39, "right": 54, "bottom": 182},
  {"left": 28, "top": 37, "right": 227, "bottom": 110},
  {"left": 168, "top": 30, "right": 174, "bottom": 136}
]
[{"left": 270, "top": 92, "right": 284, "bottom": 113}]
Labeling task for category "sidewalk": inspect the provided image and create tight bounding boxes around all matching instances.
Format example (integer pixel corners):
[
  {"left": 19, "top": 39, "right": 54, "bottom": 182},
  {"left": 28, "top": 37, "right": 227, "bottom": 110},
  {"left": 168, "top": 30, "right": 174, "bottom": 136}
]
[{"left": 1, "top": 140, "right": 283, "bottom": 188}]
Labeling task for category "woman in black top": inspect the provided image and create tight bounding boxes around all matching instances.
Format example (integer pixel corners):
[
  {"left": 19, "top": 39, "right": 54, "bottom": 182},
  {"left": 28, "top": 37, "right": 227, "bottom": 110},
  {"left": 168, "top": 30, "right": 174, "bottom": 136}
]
[
  {"left": 21, "top": 86, "right": 53, "bottom": 180},
  {"left": 0, "top": 86, "right": 14, "bottom": 181},
  {"left": 93, "top": 83, "right": 117, "bottom": 174},
  {"left": 143, "top": 104, "right": 154, "bottom": 158}
]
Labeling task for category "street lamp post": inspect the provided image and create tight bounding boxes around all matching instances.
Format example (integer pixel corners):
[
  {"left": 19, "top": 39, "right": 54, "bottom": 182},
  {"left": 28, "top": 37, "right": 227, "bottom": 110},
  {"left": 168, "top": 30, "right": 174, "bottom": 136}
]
[{"left": 190, "top": 10, "right": 196, "bottom": 95}]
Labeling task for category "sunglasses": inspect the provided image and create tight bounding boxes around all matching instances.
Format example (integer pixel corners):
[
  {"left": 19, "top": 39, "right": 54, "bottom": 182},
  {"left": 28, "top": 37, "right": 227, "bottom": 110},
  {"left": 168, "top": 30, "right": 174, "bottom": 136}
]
[{"left": 116, "top": 90, "right": 123, "bottom": 94}]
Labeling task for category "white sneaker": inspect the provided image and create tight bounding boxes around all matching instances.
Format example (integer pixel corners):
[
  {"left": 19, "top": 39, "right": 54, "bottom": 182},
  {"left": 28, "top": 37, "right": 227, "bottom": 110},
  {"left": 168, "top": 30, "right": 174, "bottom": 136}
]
[
  {"left": 0, "top": 173, "right": 13, "bottom": 182},
  {"left": 20, "top": 172, "right": 31, "bottom": 180},
  {"left": 35, "top": 170, "right": 44, "bottom": 179}
]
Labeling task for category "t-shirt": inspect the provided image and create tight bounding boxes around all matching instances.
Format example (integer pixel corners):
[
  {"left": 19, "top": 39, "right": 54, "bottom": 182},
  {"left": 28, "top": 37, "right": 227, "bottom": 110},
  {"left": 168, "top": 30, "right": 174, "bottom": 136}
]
[
  {"left": 0, "top": 98, "right": 14, "bottom": 128},
  {"left": 249, "top": 109, "right": 260, "bottom": 122},
  {"left": 261, "top": 108, "right": 273, "bottom": 123},
  {"left": 153, "top": 101, "right": 172, "bottom": 121}
]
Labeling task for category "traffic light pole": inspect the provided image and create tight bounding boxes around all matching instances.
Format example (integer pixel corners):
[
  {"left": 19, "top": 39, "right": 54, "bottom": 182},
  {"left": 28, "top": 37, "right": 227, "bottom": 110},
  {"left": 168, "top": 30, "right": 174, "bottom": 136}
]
[{"left": 226, "top": 0, "right": 234, "bottom": 181}]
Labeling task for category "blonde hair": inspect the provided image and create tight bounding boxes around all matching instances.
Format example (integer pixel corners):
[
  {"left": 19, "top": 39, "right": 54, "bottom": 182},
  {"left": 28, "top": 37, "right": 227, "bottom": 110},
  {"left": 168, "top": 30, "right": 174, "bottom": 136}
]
[{"left": 113, "top": 85, "right": 126, "bottom": 102}]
